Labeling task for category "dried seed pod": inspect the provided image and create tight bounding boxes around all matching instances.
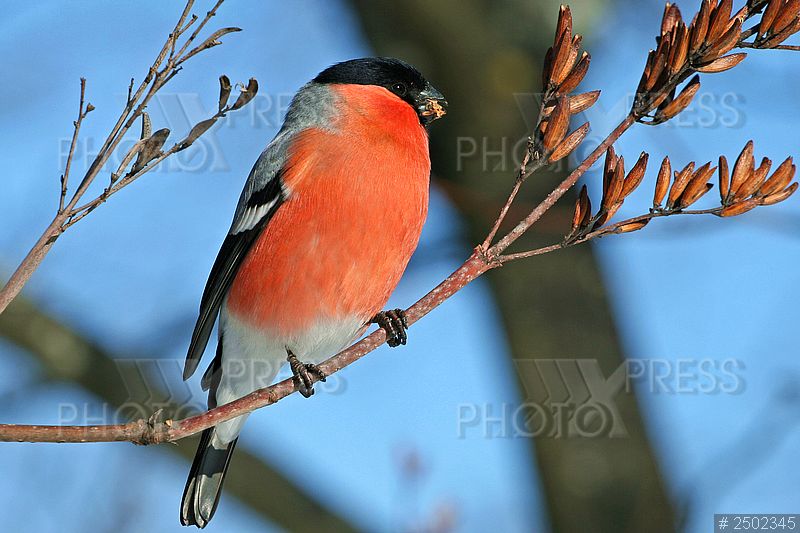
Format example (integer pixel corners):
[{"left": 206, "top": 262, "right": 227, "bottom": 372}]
[
  {"left": 730, "top": 140, "right": 755, "bottom": 196},
  {"left": 760, "top": 0, "right": 784, "bottom": 37},
  {"left": 760, "top": 18, "right": 800, "bottom": 48},
  {"left": 773, "top": 0, "right": 800, "bottom": 34},
  {"left": 681, "top": 182, "right": 714, "bottom": 207},
  {"left": 658, "top": 75, "right": 701, "bottom": 120},
  {"left": 218, "top": 75, "right": 232, "bottom": 112},
  {"left": 580, "top": 191, "right": 594, "bottom": 228},
  {"left": 551, "top": 27, "right": 574, "bottom": 86},
  {"left": 695, "top": 52, "right": 747, "bottom": 72},
  {"left": 736, "top": 157, "right": 772, "bottom": 199},
  {"left": 602, "top": 156, "right": 626, "bottom": 210},
  {"left": 654, "top": 156, "right": 672, "bottom": 207},
  {"left": 679, "top": 163, "right": 716, "bottom": 207},
  {"left": 132, "top": 128, "right": 170, "bottom": 173},
  {"left": 556, "top": 34, "right": 583, "bottom": 85},
  {"left": 707, "top": 0, "right": 733, "bottom": 44},
  {"left": 550, "top": 122, "right": 590, "bottom": 162},
  {"left": 719, "top": 155, "right": 731, "bottom": 203},
  {"left": 617, "top": 219, "right": 650, "bottom": 233},
  {"left": 555, "top": 4, "right": 573, "bottom": 45},
  {"left": 667, "top": 162, "right": 696, "bottom": 208},
  {"left": 543, "top": 95, "right": 571, "bottom": 150},
  {"left": 720, "top": 197, "right": 759, "bottom": 216},
  {"left": 231, "top": 78, "right": 259, "bottom": 111},
  {"left": 603, "top": 146, "right": 617, "bottom": 183},
  {"left": 669, "top": 24, "right": 690, "bottom": 73},
  {"left": 571, "top": 184, "right": 590, "bottom": 233},
  {"left": 690, "top": 0, "right": 712, "bottom": 51},
  {"left": 560, "top": 52, "right": 591, "bottom": 93},
  {"left": 182, "top": 118, "right": 218, "bottom": 148},
  {"left": 645, "top": 50, "right": 668, "bottom": 91},
  {"left": 761, "top": 182, "right": 799, "bottom": 205},
  {"left": 705, "top": 16, "right": 743, "bottom": 58},
  {"left": 542, "top": 47, "right": 555, "bottom": 89},
  {"left": 759, "top": 157, "right": 795, "bottom": 196},
  {"left": 662, "top": 3, "right": 681, "bottom": 36},
  {"left": 140, "top": 111, "right": 152, "bottom": 140},
  {"left": 637, "top": 51, "right": 656, "bottom": 96},
  {"left": 569, "top": 90, "right": 601, "bottom": 114},
  {"left": 621, "top": 152, "right": 649, "bottom": 199}
]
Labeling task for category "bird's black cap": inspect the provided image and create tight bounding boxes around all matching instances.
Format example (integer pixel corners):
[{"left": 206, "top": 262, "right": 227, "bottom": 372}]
[{"left": 314, "top": 57, "right": 447, "bottom": 125}]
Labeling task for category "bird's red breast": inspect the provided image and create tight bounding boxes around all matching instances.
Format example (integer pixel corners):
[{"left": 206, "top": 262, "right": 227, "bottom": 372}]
[{"left": 226, "top": 84, "right": 430, "bottom": 337}]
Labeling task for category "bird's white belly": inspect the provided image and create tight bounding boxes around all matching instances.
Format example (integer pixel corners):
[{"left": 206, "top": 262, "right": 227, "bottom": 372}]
[{"left": 212, "top": 306, "right": 365, "bottom": 443}]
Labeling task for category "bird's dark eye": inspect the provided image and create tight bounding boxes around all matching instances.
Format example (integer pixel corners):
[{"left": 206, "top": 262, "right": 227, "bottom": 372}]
[{"left": 391, "top": 82, "right": 407, "bottom": 96}]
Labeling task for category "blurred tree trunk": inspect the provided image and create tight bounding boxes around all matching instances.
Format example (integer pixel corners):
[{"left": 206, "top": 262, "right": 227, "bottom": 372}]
[
  {"left": 0, "top": 297, "right": 357, "bottom": 533},
  {"left": 350, "top": 1, "right": 675, "bottom": 531}
]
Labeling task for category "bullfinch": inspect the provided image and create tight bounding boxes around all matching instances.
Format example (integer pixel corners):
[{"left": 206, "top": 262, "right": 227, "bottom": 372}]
[{"left": 180, "top": 57, "right": 447, "bottom": 527}]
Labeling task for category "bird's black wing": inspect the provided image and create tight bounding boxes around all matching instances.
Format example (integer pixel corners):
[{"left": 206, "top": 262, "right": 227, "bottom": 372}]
[{"left": 183, "top": 170, "right": 285, "bottom": 380}]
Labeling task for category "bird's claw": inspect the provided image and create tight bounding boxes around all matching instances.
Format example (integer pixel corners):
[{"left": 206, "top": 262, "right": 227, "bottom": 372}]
[
  {"left": 371, "top": 308, "right": 409, "bottom": 347},
  {"left": 287, "top": 351, "right": 326, "bottom": 398}
]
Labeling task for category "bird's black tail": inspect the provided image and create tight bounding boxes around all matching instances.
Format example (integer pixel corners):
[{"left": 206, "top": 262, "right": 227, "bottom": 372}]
[{"left": 180, "top": 427, "right": 238, "bottom": 528}]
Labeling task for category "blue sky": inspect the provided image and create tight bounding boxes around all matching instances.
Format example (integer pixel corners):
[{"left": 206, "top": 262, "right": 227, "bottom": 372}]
[{"left": 1, "top": 1, "right": 798, "bottom": 532}]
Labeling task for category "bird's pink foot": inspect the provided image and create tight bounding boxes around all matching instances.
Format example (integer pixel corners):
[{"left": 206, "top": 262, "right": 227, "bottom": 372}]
[{"left": 371, "top": 308, "right": 409, "bottom": 347}]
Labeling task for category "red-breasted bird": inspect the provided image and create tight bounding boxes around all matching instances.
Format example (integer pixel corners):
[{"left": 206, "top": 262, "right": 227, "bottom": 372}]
[{"left": 180, "top": 57, "right": 446, "bottom": 527}]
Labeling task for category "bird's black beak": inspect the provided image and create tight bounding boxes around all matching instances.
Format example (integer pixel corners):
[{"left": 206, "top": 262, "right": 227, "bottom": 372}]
[{"left": 416, "top": 84, "right": 447, "bottom": 125}]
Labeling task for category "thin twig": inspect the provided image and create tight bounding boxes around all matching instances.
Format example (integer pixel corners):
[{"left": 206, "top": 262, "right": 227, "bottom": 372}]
[
  {"left": 59, "top": 78, "right": 88, "bottom": 214},
  {"left": 498, "top": 206, "right": 722, "bottom": 262}
]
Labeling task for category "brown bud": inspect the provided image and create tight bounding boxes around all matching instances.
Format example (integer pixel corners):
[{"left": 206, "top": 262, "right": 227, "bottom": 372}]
[
  {"left": 669, "top": 24, "right": 690, "bottom": 73},
  {"left": 654, "top": 156, "right": 672, "bottom": 207},
  {"left": 560, "top": 52, "right": 591, "bottom": 94},
  {"left": 772, "top": 0, "right": 800, "bottom": 34},
  {"left": 759, "top": 157, "right": 795, "bottom": 196},
  {"left": 617, "top": 219, "right": 650, "bottom": 233},
  {"left": 571, "top": 184, "right": 589, "bottom": 233},
  {"left": 730, "top": 140, "right": 755, "bottom": 197},
  {"left": 551, "top": 26, "right": 574, "bottom": 86},
  {"left": 679, "top": 163, "right": 716, "bottom": 207},
  {"left": 543, "top": 95, "right": 571, "bottom": 150},
  {"left": 690, "top": 0, "right": 712, "bottom": 51},
  {"left": 736, "top": 157, "right": 772, "bottom": 200},
  {"left": 761, "top": 182, "right": 799, "bottom": 205},
  {"left": 569, "top": 90, "right": 600, "bottom": 114},
  {"left": 662, "top": 4, "right": 683, "bottom": 36},
  {"left": 760, "top": 18, "right": 800, "bottom": 48},
  {"left": 550, "top": 122, "right": 590, "bottom": 162},
  {"left": 760, "top": 0, "right": 784, "bottom": 37},
  {"left": 667, "top": 162, "right": 696, "bottom": 208},
  {"left": 658, "top": 75, "right": 701, "bottom": 120},
  {"left": 719, "top": 197, "right": 759, "bottom": 217},
  {"left": 580, "top": 191, "right": 594, "bottom": 229},
  {"left": 705, "top": 15, "right": 743, "bottom": 58},
  {"left": 695, "top": 52, "right": 747, "bottom": 72},
  {"left": 555, "top": 5, "right": 573, "bottom": 45},
  {"left": 707, "top": 0, "right": 733, "bottom": 44},
  {"left": 603, "top": 145, "right": 617, "bottom": 183},
  {"left": 719, "top": 155, "right": 731, "bottom": 203},
  {"left": 602, "top": 156, "right": 626, "bottom": 211},
  {"left": 542, "top": 47, "right": 555, "bottom": 89},
  {"left": 621, "top": 152, "right": 649, "bottom": 199}
]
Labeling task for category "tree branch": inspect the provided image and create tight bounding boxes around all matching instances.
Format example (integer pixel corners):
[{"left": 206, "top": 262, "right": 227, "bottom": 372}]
[{"left": 1, "top": 0, "right": 799, "bottom": 445}]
